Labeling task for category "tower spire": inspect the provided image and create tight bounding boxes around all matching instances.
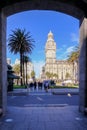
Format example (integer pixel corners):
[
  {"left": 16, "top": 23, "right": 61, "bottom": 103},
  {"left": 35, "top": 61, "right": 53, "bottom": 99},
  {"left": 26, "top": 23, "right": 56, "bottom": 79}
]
[{"left": 48, "top": 30, "right": 53, "bottom": 40}]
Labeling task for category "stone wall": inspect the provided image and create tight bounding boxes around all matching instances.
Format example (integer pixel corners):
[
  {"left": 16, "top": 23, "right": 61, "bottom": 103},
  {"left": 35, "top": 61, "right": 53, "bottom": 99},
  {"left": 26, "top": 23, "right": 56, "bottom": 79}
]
[
  {"left": 0, "top": 11, "right": 7, "bottom": 115},
  {"left": 79, "top": 18, "right": 87, "bottom": 113}
]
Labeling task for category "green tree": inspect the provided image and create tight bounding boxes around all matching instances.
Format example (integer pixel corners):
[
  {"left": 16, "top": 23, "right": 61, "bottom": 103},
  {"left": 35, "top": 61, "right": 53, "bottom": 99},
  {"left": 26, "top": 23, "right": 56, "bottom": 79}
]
[
  {"left": 67, "top": 45, "right": 79, "bottom": 78},
  {"left": 50, "top": 73, "right": 53, "bottom": 79},
  {"left": 68, "top": 45, "right": 79, "bottom": 63},
  {"left": 53, "top": 73, "right": 58, "bottom": 80},
  {"left": 27, "top": 74, "right": 30, "bottom": 80},
  {"left": 13, "top": 64, "right": 20, "bottom": 75},
  {"left": 31, "top": 70, "right": 35, "bottom": 79},
  {"left": 46, "top": 72, "right": 51, "bottom": 79},
  {"left": 13, "top": 64, "right": 20, "bottom": 85},
  {"left": 8, "top": 28, "right": 35, "bottom": 85},
  {"left": 65, "top": 72, "right": 71, "bottom": 79}
]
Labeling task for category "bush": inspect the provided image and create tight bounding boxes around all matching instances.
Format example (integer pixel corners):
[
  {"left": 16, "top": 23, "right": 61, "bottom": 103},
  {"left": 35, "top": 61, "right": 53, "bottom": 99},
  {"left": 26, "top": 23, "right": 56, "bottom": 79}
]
[
  {"left": 13, "top": 85, "right": 26, "bottom": 89},
  {"left": 50, "top": 85, "right": 79, "bottom": 89}
]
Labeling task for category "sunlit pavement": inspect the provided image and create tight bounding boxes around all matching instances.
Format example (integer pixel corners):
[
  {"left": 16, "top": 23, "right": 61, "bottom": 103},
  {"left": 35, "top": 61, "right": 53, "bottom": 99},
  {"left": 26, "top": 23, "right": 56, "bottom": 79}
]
[
  {"left": 8, "top": 88, "right": 79, "bottom": 95},
  {"left": 7, "top": 88, "right": 79, "bottom": 107},
  {"left": 0, "top": 88, "right": 87, "bottom": 130}
]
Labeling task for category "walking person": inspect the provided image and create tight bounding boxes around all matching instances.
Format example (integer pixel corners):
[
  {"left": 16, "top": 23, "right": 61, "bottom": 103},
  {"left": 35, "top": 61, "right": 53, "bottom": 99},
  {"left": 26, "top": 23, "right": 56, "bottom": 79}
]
[
  {"left": 45, "top": 81, "right": 49, "bottom": 92},
  {"left": 34, "top": 81, "right": 37, "bottom": 90}
]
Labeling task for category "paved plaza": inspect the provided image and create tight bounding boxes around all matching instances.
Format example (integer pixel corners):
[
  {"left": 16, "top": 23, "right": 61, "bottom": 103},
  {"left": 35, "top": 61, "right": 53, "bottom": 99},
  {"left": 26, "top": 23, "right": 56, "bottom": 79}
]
[{"left": 0, "top": 88, "right": 87, "bottom": 130}]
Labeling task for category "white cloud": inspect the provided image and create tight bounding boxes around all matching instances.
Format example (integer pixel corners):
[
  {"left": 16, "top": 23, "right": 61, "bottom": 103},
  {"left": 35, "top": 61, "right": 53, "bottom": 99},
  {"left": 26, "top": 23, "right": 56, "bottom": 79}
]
[
  {"left": 70, "top": 33, "right": 79, "bottom": 43},
  {"left": 33, "top": 60, "right": 45, "bottom": 78},
  {"left": 57, "top": 33, "right": 79, "bottom": 59},
  {"left": 57, "top": 45, "right": 76, "bottom": 60},
  {"left": 66, "top": 46, "right": 75, "bottom": 53},
  {"left": 56, "top": 48, "right": 62, "bottom": 53},
  {"left": 56, "top": 44, "right": 67, "bottom": 53},
  {"left": 62, "top": 44, "right": 67, "bottom": 48},
  {"left": 57, "top": 53, "right": 67, "bottom": 60}
]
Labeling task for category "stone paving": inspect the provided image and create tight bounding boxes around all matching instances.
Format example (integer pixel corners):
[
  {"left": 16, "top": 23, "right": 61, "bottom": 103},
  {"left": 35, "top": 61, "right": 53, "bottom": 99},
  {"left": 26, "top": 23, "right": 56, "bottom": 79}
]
[
  {"left": 0, "top": 88, "right": 87, "bottom": 130},
  {"left": 0, "top": 106, "right": 87, "bottom": 130}
]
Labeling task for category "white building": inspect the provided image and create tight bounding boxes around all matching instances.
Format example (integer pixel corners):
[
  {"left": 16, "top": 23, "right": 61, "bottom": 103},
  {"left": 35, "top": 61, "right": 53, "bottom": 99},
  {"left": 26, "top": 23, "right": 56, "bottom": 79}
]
[
  {"left": 15, "top": 59, "right": 20, "bottom": 64},
  {"left": 26, "top": 61, "right": 34, "bottom": 78},
  {"left": 41, "top": 31, "right": 78, "bottom": 82},
  {"left": 7, "top": 58, "right": 11, "bottom": 65}
]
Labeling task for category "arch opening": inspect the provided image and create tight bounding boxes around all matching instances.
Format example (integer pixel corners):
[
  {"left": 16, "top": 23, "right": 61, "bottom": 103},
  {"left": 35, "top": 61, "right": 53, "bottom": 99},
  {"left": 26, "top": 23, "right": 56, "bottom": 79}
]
[
  {"left": 7, "top": 10, "right": 79, "bottom": 108},
  {"left": 0, "top": 0, "right": 87, "bottom": 115}
]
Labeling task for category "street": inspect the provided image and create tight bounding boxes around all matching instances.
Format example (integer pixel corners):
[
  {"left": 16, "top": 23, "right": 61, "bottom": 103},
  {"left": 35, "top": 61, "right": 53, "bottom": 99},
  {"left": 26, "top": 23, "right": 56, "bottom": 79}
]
[{"left": 7, "top": 91, "right": 79, "bottom": 107}]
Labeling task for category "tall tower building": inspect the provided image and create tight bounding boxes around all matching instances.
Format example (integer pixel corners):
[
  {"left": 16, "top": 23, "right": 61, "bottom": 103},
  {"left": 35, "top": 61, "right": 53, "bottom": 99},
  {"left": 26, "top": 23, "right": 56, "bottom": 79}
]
[
  {"left": 43, "top": 31, "right": 78, "bottom": 82},
  {"left": 45, "top": 31, "right": 57, "bottom": 74}
]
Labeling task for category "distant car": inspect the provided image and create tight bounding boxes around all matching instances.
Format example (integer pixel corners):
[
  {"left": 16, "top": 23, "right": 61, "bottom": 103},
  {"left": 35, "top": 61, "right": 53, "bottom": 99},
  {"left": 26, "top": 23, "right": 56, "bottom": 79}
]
[{"left": 63, "top": 80, "right": 73, "bottom": 84}]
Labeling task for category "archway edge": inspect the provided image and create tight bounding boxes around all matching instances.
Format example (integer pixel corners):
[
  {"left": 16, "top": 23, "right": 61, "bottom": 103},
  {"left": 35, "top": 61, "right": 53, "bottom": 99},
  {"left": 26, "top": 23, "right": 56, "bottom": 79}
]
[{"left": 1, "top": 0, "right": 85, "bottom": 19}]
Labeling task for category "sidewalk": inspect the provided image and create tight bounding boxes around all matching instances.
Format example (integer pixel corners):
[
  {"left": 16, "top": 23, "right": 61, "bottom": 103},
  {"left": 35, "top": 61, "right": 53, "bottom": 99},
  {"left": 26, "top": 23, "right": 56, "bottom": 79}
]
[
  {"left": 0, "top": 88, "right": 87, "bottom": 130},
  {"left": 0, "top": 106, "right": 87, "bottom": 130},
  {"left": 52, "top": 88, "right": 79, "bottom": 95}
]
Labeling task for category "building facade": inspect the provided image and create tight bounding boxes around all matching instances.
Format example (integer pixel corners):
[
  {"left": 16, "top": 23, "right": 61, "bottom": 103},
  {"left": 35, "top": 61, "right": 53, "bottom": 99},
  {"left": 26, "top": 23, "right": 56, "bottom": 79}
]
[
  {"left": 41, "top": 31, "right": 78, "bottom": 82},
  {"left": 7, "top": 58, "right": 11, "bottom": 65}
]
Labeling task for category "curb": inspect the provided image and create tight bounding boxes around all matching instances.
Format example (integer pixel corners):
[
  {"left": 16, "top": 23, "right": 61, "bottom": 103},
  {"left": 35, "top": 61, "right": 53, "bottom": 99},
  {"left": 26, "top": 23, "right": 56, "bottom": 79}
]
[
  {"left": 24, "top": 104, "right": 68, "bottom": 107},
  {"left": 52, "top": 91, "right": 79, "bottom": 95},
  {"left": 8, "top": 92, "right": 27, "bottom": 96}
]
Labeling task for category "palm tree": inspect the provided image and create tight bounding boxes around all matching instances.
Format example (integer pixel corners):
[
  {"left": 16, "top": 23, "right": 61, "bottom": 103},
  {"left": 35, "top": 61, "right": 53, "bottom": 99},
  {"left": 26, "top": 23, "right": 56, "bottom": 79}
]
[
  {"left": 67, "top": 45, "right": 79, "bottom": 80},
  {"left": 24, "top": 55, "right": 31, "bottom": 85},
  {"left": 8, "top": 28, "right": 35, "bottom": 85},
  {"left": 13, "top": 64, "right": 20, "bottom": 85},
  {"left": 67, "top": 45, "right": 79, "bottom": 63}
]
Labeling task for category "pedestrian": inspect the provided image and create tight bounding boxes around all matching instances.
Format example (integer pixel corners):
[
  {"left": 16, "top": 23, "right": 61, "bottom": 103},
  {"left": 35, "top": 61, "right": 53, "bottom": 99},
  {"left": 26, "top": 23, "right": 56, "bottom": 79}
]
[
  {"left": 45, "top": 81, "right": 49, "bottom": 92},
  {"left": 34, "top": 81, "right": 37, "bottom": 89}
]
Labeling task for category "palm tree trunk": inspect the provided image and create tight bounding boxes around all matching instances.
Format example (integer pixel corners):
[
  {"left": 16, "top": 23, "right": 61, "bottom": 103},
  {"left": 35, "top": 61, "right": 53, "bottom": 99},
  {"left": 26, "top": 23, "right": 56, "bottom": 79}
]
[
  {"left": 22, "top": 55, "right": 25, "bottom": 85},
  {"left": 73, "top": 62, "right": 74, "bottom": 81},
  {"left": 26, "top": 62, "right": 27, "bottom": 85},
  {"left": 20, "top": 53, "right": 23, "bottom": 86}
]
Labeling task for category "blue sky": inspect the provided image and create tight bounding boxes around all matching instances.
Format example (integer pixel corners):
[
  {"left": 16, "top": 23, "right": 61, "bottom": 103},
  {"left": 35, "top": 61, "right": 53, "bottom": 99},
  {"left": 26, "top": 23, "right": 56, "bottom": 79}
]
[{"left": 7, "top": 10, "right": 79, "bottom": 77}]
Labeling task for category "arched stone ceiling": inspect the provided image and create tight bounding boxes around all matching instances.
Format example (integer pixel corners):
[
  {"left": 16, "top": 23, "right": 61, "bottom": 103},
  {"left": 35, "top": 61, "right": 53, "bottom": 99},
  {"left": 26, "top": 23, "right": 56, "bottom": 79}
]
[{"left": 0, "top": 0, "right": 87, "bottom": 19}]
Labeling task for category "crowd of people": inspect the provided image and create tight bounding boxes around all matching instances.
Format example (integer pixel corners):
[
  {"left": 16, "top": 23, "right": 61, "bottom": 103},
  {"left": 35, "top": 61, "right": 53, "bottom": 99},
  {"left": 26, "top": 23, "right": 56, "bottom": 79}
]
[
  {"left": 27, "top": 79, "right": 55, "bottom": 92},
  {"left": 28, "top": 80, "right": 50, "bottom": 92},
  {"left": 29, "top": 81, "right": 42, "bottom": 89}
]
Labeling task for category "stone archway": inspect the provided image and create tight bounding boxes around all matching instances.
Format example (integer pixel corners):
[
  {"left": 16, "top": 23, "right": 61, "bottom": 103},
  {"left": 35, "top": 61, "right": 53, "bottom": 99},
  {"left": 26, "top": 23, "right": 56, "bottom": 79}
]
[{"left": 0, "top": 0, "right": 87, "bottom": 115}]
